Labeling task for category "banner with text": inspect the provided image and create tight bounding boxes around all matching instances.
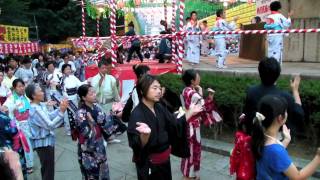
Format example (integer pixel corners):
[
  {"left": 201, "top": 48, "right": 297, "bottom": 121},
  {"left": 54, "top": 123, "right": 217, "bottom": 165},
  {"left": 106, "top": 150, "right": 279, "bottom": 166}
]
[
  {"left": 0, "top": 42, "right": 39, "bottom": 55},
  {"left": 0, "top": 25, "right": 29, "bottom": 42},
  {"left": 256, "top": 0, "right": 277, "bottom": 21}
]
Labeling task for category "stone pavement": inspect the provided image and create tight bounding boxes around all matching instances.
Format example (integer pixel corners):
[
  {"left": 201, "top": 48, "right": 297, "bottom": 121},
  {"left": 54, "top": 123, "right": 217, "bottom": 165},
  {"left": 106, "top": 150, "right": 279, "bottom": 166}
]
[
  {"left": 183, "top": 55, "right": 320, "bottom": 79},
  {"left": 28, "top": 128, "right": 233, "bottom": 180},
  {"left": 27, "top": 128, "right": 320, "bottom": 180}
]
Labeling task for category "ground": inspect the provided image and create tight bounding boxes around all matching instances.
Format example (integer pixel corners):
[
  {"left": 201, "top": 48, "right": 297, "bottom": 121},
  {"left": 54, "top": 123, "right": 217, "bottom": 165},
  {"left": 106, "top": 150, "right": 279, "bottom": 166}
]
[{"left": 28, "top": 128, "right": 233, "bottom": 180}]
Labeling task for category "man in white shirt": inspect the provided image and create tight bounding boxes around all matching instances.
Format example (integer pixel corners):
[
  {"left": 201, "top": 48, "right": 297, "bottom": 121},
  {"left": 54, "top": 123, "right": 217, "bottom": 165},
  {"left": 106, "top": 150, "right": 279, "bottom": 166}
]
[{"left": 58, "top": 53, "right": 76, "bottom": 73}]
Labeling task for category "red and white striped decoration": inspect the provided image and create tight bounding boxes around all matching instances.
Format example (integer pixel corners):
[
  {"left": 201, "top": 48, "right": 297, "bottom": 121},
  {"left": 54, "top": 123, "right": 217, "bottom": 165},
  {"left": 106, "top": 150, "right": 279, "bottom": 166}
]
[
  {"left": 109, "top": 0, "right": 117, "bottom": 67},
  {"left": 81, "top": 0, "right": 86, "bottom": 37},
  {"left": 171, "top": 0, "right": 177, "bottom": 64},
  {"left": 96, "top": 18, "right": 100, "bottom": 37},
  {"left": 177, "top": 0, "right": 185, "bottom": 74},
  {"left": 164, "top": 0, "right": 168, "bottom": 23},
  {"left": 71, "top": 28, "right": 320, "bottom": 45},
  {"left": 186, "top": 28, "right": 320, "bottom": 36}
]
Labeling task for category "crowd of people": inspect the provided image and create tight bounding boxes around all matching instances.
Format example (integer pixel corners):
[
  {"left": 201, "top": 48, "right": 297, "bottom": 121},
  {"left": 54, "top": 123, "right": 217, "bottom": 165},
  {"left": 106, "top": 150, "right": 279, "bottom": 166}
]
[{"left": 0, "top": 1, "right": 319, "bottom": 180}]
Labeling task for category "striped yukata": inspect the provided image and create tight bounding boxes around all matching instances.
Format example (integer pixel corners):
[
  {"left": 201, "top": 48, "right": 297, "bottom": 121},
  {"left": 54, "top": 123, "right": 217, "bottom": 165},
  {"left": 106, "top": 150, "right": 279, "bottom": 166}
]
[{"left": 29, "top": 103, "right": 64, "bottom": 180}]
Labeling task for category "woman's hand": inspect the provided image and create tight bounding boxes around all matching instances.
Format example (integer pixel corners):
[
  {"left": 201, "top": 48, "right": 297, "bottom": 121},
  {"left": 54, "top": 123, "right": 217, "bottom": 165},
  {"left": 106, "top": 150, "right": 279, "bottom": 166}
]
[
  {"left": 59, "top": 99, "right": 69, "bottom": 113},
  {"left": 46, "top": 100, "right": 57, "bottom": 107},
  {"left": 185, "top": 102, "right": 203, "bottom": 120},
  {"left": 195, "top": 85, "right": 203, "bottom": 96}
]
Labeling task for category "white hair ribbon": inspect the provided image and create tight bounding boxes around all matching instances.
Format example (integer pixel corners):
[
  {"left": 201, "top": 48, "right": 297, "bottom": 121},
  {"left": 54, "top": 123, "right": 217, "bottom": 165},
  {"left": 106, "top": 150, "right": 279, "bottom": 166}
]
[{"left": 254, "top": 112, "right": 266, "bottom": 124}]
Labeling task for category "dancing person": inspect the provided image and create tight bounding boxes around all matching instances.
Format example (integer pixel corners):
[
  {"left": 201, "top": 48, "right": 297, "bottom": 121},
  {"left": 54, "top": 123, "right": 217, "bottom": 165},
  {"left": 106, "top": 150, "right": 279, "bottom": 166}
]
[
  {"left": 26, "top": 84, "right": 68, "bottom": 180},
  {"left": 212, "top": 9, "right": 237, "bottom": 69},
  {"left": 58, "top": 53, "right": 76, "bottom": 73},
  {"left": 91, "top": 57, "right": 120, "bottom": 114},
  {"left": 126, "top": 22, "right": 144, "bottom": 63},
  {"left": 156, "top": 31, "right": 172, "bottom": 63},
  {"left": 0, "top": 69, "right": 11, "bottom": 105},
  {"left": 14, "top": 56, "right": 37, "bottom": 85},
  {"left": 122, "top": 64, "right": 150, "bottom": 123},
  {"left": 127, "top": 74, "right": 203, "bottom": 180},
  {"left": 243, "top": 57, "right": 304, "bottom": 137},
  {"left": 3, "top": 65, "right": 17, "bottom": 90},
  {"left": 264, "top": 1, "right": 293, "bottom": 64},
  {"left": 252, "top": 95, "right": 320, "bottom": 179},
  {"left": 90, "top": 57, "right": 122, "bottom": 143},
  {"left": 3, "top": 79, "right": 34, "bottom": 174},
  {"left": 200, "top": 20, "right": 209, "bottom": 56},
  {"left": 180, "top": 69, "right": 214, "bottom": 180},
  {"left": 76, "top": 84, "right": 115, "bottom": 180},
  {"left": 185, "top": 11, "right": 201, "bottom": 65},
  {"left": 44, "top": 61, "right": 63, "bottom": 101},
  {"left": 60, "top": 64, "right": 84, "bottom": 135}
]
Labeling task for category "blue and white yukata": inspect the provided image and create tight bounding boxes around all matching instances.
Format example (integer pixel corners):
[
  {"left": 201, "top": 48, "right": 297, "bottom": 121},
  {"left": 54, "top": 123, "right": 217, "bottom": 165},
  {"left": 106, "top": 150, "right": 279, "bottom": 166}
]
[
  {"left": 264, "top": 11, "right": 291, "bottom": 65},
  {"left": 212, "top": 18, "right": 236, "bottom": 68},
  {"left": 185, "top": 22, "right": 201, "bottom": 64}
]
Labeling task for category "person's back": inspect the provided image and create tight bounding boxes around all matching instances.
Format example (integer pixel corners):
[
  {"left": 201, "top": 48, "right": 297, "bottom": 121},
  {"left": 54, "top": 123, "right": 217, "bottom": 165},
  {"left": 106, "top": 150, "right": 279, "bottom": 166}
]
[{"left": 243, "top": 57, "right": 304, "bottom": 135}]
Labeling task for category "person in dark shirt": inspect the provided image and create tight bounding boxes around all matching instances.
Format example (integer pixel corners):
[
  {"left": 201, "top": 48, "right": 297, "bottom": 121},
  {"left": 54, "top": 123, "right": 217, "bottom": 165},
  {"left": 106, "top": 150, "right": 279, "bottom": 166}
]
[
  {"left": 127, "top": 74, "right": 202, "bottom": 180},
  {"left": 242, "top": 57, "right": 304, "bottom": 136},
  {"left": 126, "top": 21, "right": 144, "bottom": 63},
  {"left": 156, "top": 31, "right": 172, "bottom": 63}
]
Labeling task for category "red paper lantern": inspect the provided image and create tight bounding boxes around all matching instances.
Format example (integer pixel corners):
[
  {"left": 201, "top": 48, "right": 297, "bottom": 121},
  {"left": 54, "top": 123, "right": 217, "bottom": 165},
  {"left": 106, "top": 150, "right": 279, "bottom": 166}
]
[
  {"left": 117, "top": 1, "right": 125, "bottom": 9},
  {"left": 135, "top": 0, "right": 141, "bottom": 7}
]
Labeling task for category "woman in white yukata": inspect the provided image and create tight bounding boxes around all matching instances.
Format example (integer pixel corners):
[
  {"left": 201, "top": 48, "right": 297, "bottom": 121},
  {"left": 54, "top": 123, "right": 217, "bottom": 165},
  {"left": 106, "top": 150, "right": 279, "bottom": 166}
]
[
  {"left": 60, "top": 64, "right": 86, "bottom": 135},
  {"left": 185, "top": 11, "right": 201, "bottom": 65}
]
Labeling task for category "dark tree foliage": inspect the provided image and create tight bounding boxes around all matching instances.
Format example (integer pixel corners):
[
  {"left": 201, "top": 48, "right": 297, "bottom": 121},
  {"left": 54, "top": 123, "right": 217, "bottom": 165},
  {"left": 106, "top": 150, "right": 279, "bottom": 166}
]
[{"left": 0, "top": 0, "right": 111, "bottom": 43}]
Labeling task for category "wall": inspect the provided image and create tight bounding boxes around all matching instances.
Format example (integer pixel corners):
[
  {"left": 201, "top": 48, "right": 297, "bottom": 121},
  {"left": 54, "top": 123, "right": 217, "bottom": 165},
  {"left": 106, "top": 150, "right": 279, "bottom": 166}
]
[{"left": 282, "top": 0, "right": 320, "bottom": 62}]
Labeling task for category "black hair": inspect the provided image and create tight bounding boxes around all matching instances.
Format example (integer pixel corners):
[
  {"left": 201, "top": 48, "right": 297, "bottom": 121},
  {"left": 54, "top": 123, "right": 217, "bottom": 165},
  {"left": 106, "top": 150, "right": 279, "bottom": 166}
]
[
  {"left": 252, "top": 95, "right": 288, "bottom": 160},
  {"left": 45, "top": 61, "right": 55, "bottom": 69},
  {"left": 77, "top": 84, "right": 92, "bottom": 105},
  {"left": 133, "top": 64, "right": 150, "bottom": 79},
  {"left": 61, "top": 64, "right": 71, "bottom": 73},
  {"left": 25, "top": 84, "right": 37, "bottom": 100},
  {"left": 186, "top": 17, "right": 191, "bottom": 21},
  {"left": 202, "top": 20, "right": 208, "bottom": 24},
  {"left": 61, "top": 53, "right": 68, "bottom": 60},
  {"left": 258, "top": 57, "right": 281, "bottom": 86},
  {"left": 270, "top": 1, "right": 282, "bottom": 11},
  {"left": 254, "top": 16, "right": 262, "bottom": 24},
  {"left": 216, "top": 9, "right": 224, "bottom": 17},
  {"left": 4, "top": 65, "right": 14, "bottom": 73},
  {"left": 0, "top": 154, "right": 16, "bottom": 180},
  {"left": 98, "top": 56, "right": 112, "bottom": 67},
  {"left": 136, "top": 74, "right": 159, "bottom": 99},
  {"left": 190, "top": 11, "right": 197, "bottom": 17},
  {"left": 22, "top": 56, "right": 31, "bottom": 64},
  {"left": 182, "top": 69, "right": 198, "bottom": 87},
  {"left": 128, "top": 21, "right": 134, "bottom": 28},
  {"left": 12, "top": 79, "right": 25, "bottom": 89}
]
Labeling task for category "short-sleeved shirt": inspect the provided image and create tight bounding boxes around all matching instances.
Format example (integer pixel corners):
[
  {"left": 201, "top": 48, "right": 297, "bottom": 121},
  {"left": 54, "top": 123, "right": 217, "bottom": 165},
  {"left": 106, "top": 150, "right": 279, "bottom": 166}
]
[{"left": 256, "top": 144, "right": 292, "bottom": 180}]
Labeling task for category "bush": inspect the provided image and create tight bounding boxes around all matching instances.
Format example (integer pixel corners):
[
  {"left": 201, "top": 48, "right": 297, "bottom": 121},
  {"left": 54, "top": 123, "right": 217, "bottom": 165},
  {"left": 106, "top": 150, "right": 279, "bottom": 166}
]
[{"left": 158, "top": 72, "right": 320, "bottom": 144}]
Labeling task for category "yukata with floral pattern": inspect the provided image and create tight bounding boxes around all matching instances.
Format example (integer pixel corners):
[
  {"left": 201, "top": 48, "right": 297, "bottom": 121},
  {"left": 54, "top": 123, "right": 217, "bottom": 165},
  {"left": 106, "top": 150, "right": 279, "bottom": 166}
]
[
  {"left": 3, "top": 92, "right": 34, "bottom": 171},
  {"left": 0, "top": 111, "right": 28, "bottom": 178},
  {"left": 76, "top": 103, "right": 115, "bottom": 180},
  {"left": 230, "top": 131, "right": 255, "bottom": 180}
]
